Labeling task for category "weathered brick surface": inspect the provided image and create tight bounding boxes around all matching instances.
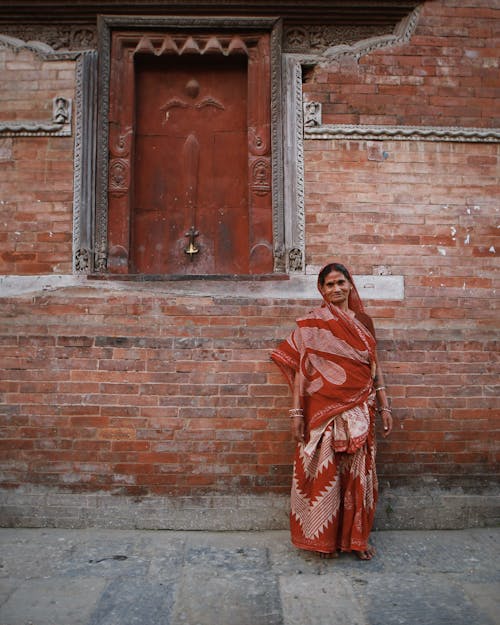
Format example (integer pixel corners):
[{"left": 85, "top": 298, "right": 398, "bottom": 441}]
[
  {"left": 304, "top": 1, "right": 500, "bottom": 127},
  {"left": 0, "top": 292, "right": 301, "bottom": 495},
  {"left": 0, "top": 46, "right": 75, "bottom": 274},
  {"left": 0, "top": 0, "right": 499, "bottom": 509},
  {"left": 0, "top": 287, "right": 497, "bottom": 497}
]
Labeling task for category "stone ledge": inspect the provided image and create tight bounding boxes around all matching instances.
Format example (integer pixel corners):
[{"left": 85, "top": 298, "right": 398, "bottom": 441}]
[
  {"left": 1, "top": 485, "right": 498, "bottom": 531},
  {"left": 0, "top": 273, "right": 404, "bottom": 300}
]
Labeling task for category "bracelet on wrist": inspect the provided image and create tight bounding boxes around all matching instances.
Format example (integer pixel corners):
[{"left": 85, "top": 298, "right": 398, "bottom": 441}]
[
  {"left": 379, "top": 407, "right": 392, "bottom": 414},
  {"left": 289, "top": 408, "right": 304, "bottom": 418},
  {"left": 375, "top": 386, "right": 386, "bottom": 392}
]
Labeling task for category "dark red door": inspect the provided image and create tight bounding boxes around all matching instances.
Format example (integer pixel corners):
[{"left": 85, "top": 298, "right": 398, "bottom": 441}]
[
  {"left": 107, "top": 31, "right": 273, "bottom": 276},
  {"left": 131, "top": 55, "right": 248, "bottom": 275}
]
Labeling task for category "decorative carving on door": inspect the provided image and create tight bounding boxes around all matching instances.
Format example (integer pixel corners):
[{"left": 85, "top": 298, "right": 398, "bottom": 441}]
[
  {"left": 95, "top": 16, "right": 284, "bottom": 275},
  {"left": 251, "top": 158, "right": 271, "bottom": 196},
  {"left": 101, "top": 21, "right": 279, "bottom": 275}
]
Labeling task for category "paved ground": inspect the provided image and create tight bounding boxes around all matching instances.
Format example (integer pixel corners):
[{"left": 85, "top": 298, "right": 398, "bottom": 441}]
[{"left": 0, "top": 527, "right": 498, "bottom": 625}]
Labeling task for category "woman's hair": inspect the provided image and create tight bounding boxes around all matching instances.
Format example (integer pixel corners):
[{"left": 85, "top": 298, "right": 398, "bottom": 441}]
[{"left": 318, "top": 262, "right": 353, "bottom": 287}]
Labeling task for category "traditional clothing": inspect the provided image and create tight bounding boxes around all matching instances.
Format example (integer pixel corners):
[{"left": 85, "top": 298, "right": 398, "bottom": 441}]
[{"left": 271, "top": 277, "right": 379, "bottom": 555}]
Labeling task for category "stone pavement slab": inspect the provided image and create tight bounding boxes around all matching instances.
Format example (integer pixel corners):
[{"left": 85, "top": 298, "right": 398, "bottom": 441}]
[{"left": 0, "top": 528, "right": 498, "bottom": 625}]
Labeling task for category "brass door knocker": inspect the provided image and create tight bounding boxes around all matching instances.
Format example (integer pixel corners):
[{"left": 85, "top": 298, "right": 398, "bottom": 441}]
[{"left": 184, "top": 226, "right": 200, "bottom": 259}]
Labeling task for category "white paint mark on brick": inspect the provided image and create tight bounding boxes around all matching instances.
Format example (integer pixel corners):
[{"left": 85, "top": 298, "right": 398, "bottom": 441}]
[
  {"left": 489, "top": 246, "right": 496, "bottom": 254},
  {"left": 438, "top": 247, "right": 447, "bottom": 256},
  {"left": 464, "top": 234, "right": 470, "bottom": 244}
]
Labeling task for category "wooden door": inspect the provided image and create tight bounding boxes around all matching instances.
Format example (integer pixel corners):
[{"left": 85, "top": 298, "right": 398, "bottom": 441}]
[
  {"left": 107, "top": 31, "right": 273, "bottom": 275},
  {"left": 132, "top": 55, "right": 248, "bottom": 274}
]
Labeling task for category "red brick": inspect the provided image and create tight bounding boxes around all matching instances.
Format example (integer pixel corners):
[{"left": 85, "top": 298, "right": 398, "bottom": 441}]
[{"left": 0, "top": 0, "right": 498, "bottom": 497}]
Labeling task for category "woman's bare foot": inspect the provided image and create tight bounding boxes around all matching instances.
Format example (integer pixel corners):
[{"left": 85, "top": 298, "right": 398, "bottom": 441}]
[
  {"left": 318, "top": 551, "right": 339, "bottom": 559},
  {"left": 355, "top": 545, "right": 376, "bottom": 560}
]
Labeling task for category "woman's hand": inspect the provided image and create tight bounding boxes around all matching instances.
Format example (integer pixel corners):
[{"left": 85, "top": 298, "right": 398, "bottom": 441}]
[
  {"left": 291, "top": 415, "right": 305, "bottom": 443},
  {"left": 380, "top": 408, "right": 393, "bottom": 438}
]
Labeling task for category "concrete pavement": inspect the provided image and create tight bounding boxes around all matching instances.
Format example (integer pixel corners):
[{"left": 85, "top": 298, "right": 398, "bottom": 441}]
[{"left": 0, "top": 527, "right": 499, "bottom": 625}]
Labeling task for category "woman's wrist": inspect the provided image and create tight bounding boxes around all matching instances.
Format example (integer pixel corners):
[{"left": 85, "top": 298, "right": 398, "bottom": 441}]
[{"left": 289, "top": 408, "right": 304, "bottom": 419}]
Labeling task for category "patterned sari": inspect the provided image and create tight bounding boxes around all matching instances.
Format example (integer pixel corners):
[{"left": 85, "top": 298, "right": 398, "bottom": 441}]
[{"left": 271, "top": 297, "right": 379, "bottom": 554}]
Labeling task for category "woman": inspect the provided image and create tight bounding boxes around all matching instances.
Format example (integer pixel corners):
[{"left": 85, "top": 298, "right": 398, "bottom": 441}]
[{"left": 271, "top": 262, "right": 393, "bottom": 560}]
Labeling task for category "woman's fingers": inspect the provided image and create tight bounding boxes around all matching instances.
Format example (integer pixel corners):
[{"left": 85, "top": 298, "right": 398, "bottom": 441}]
[
  {"left": 292, "top": 416, "right": 305, "bottom": 442},
  {"left": 382, "top": 413, "right": 393, "bottom": 437}
]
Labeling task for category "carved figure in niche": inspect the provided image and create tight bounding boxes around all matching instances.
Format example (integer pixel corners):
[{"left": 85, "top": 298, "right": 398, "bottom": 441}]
[
  {"left": 95, "top": 246, "right": 107, "bottom": 272},
  {"left": 53, "top": 97, "right": 70, "bottom": 124},
  {"left": 251, "top": 158, "right": 271, "bottom": 196},
  {"left": 304, "top": 101, "right": 322, "bottom": 128},
  {"left": 109, "top": 158, "right": 130, "bottom": 193},
  {"left": 288, "top": 247, "right": 303, "bottom": 271},
  {"left": 74, "top": 248, "right": 90, "bottom": 272}
]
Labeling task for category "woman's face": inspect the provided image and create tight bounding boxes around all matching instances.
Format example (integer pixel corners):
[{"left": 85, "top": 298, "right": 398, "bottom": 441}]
[{"left": 319, "top": 270, "right": 352, "bottom": 308}]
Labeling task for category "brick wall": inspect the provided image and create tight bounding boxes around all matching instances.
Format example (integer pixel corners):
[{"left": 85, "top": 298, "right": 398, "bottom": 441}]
[
  {"left": 0, "top": 0, "right": 499, "bottom": 527},
  {"left": 0, "top": 45, "right": 75, "bottom": 274},
  {"left": 0, "top": 290, "right": 302, "bottom": 495},
  {"left": 1, "top": 282, "right": 497, "bottom": 499},
  {"left": 303, "top": 1, "right": 500, "bottom": 127}
]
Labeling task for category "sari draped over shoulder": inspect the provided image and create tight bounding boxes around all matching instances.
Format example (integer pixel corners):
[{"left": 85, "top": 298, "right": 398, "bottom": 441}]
[{"left": 271, "top": 302, "right": 379, "bottom": 554}]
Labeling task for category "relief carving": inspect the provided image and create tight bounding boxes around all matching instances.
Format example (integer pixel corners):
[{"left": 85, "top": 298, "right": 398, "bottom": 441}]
[
  {"left": 251, "top": 158, "right": 271, "bottom": 196},
  {"left": 95, "top": 244, "right": 108, "bottom": 272},
  {"left": 283, "top": 24, "right": 391, "bottom": 53},
  {"left": 0, "top": 25, "right": 97, "bottom": 51},
  {"left": 195, "top": 97, "right": 224, "bottom": 111},
  {"left": 53, "top": 97, "right": 71, "bottom": 124},
  {"left": 132, "top": 34, "right": 249, "bottom": 57},
  {"left": 303, "top": 101, "right": 322, "bottom": 128},
  {"left": 248, "top": 127, "right": 269, "bottom": 156},
  {"left": 185, "top": 79, "right": 200, "bottom": 98},
  {"left": 0, "top": 95, "right": 71, "bottom": 137},
  {"left": 108, "top": 158, "right": 130, "bottom": 195},
  {"left": 109, "top": 127, "right": 132, "bottom": 158},
  {"left": 72, "top": 51, "right": 97, "bottom": 274},
  {"left": 288, "top": 247, "right": 303, "bottom": 272},
  {"left": 74, "top": 248, "right": 90, "bottom": 272},
  {"left": 161, "top": 88, "right": 224, "bottom": 122},
  {"left": 161, "top": 98, "right": 190, "bottom": 116}
]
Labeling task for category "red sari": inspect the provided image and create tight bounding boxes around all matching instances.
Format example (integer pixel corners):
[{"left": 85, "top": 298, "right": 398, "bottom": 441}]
[{"left": 271, "top": 295, "right": 378, "bottom": 555}]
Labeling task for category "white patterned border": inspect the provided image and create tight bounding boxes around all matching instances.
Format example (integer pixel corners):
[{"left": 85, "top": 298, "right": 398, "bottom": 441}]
[{"left": 305, "top": 124, "right": 500, "bottom": 143}]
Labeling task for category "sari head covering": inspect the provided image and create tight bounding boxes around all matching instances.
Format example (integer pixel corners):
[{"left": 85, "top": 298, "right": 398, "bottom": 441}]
[
  {"left": 317, "top": 262, "right": 365, "bottom": 314},
  {"left": 271, "top": 262, "right": 376, "bottom": 432}
]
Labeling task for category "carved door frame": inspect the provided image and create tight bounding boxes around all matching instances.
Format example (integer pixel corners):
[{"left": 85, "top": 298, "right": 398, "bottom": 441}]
[{"left": 94, "top": 15, "right": 284, "bottom": 274}]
